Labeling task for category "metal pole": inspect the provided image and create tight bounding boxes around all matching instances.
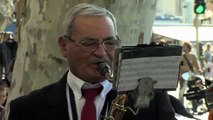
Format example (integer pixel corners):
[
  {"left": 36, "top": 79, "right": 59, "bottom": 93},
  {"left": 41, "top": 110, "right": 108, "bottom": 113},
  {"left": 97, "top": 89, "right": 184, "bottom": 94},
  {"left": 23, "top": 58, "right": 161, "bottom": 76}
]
[{"left": 195, "top": 14, "right": 200, "bottom": 58}]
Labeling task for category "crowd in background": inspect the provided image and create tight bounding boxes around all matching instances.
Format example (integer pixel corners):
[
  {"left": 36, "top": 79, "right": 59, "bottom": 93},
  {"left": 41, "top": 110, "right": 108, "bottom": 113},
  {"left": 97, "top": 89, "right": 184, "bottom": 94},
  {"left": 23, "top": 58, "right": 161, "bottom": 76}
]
[
  {"left": 178, "top": 41, "right": 213, "bottom": 119},
  {"left": 155, "top": 38, "right": 213, "bottom": 119},
  {"left": 0, "top": 31, "right": 17, "bottom": 117}
]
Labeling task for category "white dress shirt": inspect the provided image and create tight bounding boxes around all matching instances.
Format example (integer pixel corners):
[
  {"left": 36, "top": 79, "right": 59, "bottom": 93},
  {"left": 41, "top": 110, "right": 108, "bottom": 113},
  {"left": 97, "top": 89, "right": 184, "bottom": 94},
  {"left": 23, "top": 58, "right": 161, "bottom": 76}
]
[{"left": 67, "top": 70, "right": 112, "bottom": 120}]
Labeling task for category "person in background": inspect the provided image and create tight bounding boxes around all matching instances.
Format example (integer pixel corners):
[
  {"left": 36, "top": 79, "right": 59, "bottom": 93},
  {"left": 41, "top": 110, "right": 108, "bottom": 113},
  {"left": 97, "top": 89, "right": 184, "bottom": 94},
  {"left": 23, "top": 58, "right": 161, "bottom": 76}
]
[
  {"left": 9, "top": 3, "right": 175, "bottom": 120},
  {"left": 0, "top": 32, "right": 18, "bottom": 84},
  {"left": 0, "top": 84, "right": 8, "bottom": 120},
  {"left": 158, "top": 39, "right": 168, "bottom": 46},
  {"left": 180, "top": 42, "right": 202, "bottom": 74},
  {"left": 179, "top": 41, "right": 202, "bottom": 114},
  {"left": 204, "top": 42, "right": 212, "bottom": 63},
  {"left": 203, "top": 42, "right": 213, "bottom": 80},
  {"left": 209, "top": 109, "right": 213, "bottom": 120}
]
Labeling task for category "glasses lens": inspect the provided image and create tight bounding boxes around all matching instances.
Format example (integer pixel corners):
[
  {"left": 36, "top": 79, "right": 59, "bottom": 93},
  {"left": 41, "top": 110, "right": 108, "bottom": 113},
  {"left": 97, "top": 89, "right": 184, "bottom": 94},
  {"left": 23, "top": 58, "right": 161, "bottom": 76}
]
[
  {"left": 80, "top": 40, "right": 98, "bottom": 52},
  {"left": 78, "top": 36, "right": 120, "bottom": 52},
  {"left": 103, "top": 39, "right": 119, "bottom": 52}
]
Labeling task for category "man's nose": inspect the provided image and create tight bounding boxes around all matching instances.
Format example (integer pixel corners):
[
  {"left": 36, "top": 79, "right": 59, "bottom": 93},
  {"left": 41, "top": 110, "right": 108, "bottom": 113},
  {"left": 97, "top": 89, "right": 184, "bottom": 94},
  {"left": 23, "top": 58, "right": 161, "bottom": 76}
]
[{"left": 93, "top": 44, "right": 107, "bottom": 56}]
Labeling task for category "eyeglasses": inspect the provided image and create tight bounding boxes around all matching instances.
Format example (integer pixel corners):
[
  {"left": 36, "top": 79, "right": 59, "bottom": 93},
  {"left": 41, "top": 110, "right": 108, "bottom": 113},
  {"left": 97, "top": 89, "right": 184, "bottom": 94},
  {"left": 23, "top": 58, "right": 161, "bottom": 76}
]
[{"left": 64, "top": 35, "right": 120, "bottom": 53}]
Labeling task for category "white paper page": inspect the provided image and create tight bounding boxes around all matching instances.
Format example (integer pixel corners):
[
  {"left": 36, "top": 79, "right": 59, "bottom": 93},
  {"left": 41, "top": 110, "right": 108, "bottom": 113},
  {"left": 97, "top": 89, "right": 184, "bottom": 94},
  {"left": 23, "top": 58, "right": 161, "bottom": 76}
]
[{"left": 117, "top": 56, "right": 181, "bottom": 92}]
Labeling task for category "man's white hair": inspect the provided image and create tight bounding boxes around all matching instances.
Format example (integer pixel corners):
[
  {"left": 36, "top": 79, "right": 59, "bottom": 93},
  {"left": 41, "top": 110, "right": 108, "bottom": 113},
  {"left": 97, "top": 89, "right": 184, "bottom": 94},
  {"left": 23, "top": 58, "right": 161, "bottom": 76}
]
[{"left": 63, "top": 3, "right": 117, "bottom": 36}]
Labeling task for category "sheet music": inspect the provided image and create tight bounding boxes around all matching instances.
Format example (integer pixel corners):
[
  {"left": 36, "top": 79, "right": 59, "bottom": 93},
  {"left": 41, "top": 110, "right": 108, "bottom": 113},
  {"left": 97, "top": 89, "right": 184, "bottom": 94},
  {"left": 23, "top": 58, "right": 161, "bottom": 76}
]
[{"left": 117, "top": 56, "right": 181, "bottom": 92}]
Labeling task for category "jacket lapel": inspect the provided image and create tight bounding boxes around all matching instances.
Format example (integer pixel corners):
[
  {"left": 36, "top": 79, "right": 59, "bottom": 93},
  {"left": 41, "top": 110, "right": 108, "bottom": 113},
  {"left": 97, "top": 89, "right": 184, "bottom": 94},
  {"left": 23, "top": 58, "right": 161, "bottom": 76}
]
[{"left": 43, "top": 71, "right": 69, "bottom": 120}]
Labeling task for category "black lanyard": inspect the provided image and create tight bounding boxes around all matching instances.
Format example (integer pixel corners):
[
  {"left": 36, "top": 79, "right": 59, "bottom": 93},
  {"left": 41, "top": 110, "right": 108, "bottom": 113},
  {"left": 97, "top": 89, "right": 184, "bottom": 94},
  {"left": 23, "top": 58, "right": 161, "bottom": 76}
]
[{"left": 67, "top": 85, "right": 116, "bottom": 120}]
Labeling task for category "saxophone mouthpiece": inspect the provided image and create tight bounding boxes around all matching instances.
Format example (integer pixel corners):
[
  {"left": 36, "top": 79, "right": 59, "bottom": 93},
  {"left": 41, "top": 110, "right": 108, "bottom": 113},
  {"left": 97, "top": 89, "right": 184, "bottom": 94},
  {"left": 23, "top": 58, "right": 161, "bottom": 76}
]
[{"left": 99, "top": 63, "right": 113, "bottom": 82}]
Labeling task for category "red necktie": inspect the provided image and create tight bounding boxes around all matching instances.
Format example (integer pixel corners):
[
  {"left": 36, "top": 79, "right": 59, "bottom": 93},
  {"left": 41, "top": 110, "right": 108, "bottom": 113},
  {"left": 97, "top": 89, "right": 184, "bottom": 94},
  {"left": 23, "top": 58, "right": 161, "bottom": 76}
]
[{"left": 81, "top": 87, "right": 102, "bottom": 120}]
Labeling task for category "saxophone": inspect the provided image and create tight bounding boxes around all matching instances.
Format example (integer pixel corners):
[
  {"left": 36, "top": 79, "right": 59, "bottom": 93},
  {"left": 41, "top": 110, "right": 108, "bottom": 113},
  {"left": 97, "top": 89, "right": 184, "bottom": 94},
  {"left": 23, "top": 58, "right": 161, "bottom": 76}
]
[{"left": 99, "top": 63, "right": 138, "bottom": 120}]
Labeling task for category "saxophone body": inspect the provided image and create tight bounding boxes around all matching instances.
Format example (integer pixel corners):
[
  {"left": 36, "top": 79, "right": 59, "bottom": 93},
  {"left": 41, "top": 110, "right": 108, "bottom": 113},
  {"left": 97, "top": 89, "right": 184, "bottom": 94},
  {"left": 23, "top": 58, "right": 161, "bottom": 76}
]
[{"left": 99, "top": 63, "right": 130, "bottom": 120}]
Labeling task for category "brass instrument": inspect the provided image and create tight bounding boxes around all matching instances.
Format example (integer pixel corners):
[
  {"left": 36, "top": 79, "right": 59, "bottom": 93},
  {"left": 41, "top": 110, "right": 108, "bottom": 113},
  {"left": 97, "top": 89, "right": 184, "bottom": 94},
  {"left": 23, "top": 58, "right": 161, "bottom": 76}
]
[{"left": 99, "top": 63, "right": 138, "bottom": 120}]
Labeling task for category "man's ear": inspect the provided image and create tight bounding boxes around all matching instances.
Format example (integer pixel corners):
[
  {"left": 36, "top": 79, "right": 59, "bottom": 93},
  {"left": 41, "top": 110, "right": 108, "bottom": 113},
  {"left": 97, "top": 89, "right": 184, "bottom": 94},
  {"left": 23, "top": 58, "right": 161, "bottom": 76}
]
[{"left": 58, "top": 36, "right": 68, "bottom": 57}]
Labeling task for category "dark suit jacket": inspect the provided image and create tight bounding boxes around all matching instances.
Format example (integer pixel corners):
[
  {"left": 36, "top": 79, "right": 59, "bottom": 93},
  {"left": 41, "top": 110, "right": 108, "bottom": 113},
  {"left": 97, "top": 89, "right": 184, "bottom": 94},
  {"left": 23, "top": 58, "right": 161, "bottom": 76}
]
[{"left": 9, "top": 72, "right": 176, "bottom": 120}]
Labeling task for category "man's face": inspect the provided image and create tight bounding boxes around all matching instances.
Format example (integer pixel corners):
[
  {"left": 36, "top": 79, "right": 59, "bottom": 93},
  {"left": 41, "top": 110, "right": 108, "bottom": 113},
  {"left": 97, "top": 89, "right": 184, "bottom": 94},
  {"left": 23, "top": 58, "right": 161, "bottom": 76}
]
[
  {"left": 207, "top": 44, "right": 211, "bottom": 50},
  {"left": 183, "top": 44, "right": 190, "bottom": 53},
  {"left": 59, "top": 16, "right": 116, "bottom": 83}
]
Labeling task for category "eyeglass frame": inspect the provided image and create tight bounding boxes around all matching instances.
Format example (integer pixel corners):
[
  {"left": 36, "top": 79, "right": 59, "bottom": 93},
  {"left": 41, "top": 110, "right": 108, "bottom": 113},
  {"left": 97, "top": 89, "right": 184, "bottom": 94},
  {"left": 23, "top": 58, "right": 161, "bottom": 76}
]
[{"left": 64, "top": 35, "right": 120, "bottom": 53}]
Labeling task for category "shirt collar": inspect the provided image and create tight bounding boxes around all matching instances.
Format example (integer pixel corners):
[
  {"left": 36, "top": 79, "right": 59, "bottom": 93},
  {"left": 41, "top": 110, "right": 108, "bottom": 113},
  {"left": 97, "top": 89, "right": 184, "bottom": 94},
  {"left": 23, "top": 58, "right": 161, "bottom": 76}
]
[{"left": 67, "top": 70, "right": 112, "bottom": 99}]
